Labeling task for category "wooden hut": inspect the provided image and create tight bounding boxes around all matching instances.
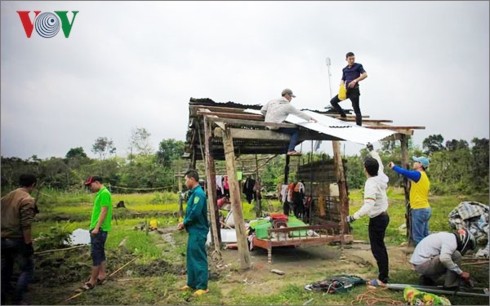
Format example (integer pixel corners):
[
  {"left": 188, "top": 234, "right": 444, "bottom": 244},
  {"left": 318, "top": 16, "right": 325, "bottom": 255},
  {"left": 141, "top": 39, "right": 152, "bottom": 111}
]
[{"left": 183, "top": 97, "right": 425, "bottom": 267}]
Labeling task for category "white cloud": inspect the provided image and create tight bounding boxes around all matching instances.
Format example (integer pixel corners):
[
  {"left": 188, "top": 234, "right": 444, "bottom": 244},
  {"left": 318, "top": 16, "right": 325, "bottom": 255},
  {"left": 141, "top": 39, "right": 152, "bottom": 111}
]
[{"left": 1, "top": 1, "right": 488, "bottom": 159}]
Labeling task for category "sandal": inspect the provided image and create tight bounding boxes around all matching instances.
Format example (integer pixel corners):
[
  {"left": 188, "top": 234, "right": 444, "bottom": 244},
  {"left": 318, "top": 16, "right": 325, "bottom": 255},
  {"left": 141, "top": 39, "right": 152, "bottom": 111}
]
[
  {"left": 367, "top": 279, "right": 385, "bottom": 287},
  {"left": 96, "top": 278, "right": 106, "bottom": 285},
  {"left": 76, "top": 282, "right": 95, "bottom": 292},
  {"left": 287, "top": 151, "right": 302, "bottom": 156}
]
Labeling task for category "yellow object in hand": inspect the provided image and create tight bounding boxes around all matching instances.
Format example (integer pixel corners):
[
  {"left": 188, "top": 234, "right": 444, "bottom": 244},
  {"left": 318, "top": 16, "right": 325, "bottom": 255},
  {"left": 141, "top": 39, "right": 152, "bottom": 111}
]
[{"left": 338, "top": 83, "right": 347, "bottom": 100}]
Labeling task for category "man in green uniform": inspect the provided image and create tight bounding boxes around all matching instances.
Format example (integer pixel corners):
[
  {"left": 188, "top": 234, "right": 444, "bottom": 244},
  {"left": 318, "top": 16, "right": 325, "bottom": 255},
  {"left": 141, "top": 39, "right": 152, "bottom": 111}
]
[
  {"left": 178, "top": 169, "right": 209, "bottom": 296},
  {"left": 79, "top": 176, "right": 113, "bottom": 291}
]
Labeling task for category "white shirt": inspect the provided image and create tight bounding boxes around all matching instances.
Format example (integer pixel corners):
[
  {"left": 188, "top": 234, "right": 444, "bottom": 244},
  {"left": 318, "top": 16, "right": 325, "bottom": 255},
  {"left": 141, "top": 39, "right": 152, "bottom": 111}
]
[
  {"left": 410, "top": 232, "right": 463, "bottom": 275},
  {"left": 260, "top": 97, "right": 312, "bottom": 129},
  {"left": 353, "top": 151, "right": 389, "bottom": 219}
]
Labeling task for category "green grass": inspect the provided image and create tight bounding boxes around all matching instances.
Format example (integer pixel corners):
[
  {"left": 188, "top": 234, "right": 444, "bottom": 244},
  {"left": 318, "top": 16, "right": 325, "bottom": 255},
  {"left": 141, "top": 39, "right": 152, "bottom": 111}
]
[
  {"left": 27, "top": 189, "right": 489, "bottom": 305},
  {"left": 348, "top": 188, "right": 489, "bottom": 243}
]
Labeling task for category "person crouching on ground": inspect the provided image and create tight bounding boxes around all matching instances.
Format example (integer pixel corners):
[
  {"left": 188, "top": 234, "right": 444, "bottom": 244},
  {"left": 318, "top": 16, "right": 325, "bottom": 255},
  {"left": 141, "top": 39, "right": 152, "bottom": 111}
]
[
  {"left": 79, "top": 176, "right": 113, "bottom": 291},
  {"left": 346, "top": 143, "right": 390, "bottom": 286},
  {"left": 177, "top": 169, "right": 210, "bottom": 296},
  {"left": 410, "top": 228, "right": 476, "bottom": 289}
]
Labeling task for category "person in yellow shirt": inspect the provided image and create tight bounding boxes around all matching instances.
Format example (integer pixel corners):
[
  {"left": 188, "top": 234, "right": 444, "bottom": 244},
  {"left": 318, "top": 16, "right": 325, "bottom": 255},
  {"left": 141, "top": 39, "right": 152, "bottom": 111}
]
[{"left": 388, "top": 156, "right": 430, "bottom": 245}]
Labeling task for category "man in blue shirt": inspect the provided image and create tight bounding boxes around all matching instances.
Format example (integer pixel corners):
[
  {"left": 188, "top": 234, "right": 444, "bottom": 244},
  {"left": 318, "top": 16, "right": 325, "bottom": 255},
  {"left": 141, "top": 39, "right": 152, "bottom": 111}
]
[
  {"left": 178, "top": 169, "right": 210, "bottom": 296},
  {"left": 329, "top": 52, "right": 368, "bottom": 126}
]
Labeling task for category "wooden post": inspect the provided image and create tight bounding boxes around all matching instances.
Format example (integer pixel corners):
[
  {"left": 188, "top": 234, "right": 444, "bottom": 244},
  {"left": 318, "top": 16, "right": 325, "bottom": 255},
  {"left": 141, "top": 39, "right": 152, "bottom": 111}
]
[
  {"left": 191, "top": 149, "right": 197, "bottom": 170},
  {"left": 255, "top": 154, "right": 262, "bottom": 218},
  {"left": 400, "top": 134, "right": 412, "bottom": 245},
  {"left": 332, "top": 141, "right": 349, "bottom": 235},
  {"left": 222, "top": 125, "right": 251, "bottom": 270},
  {"left": 203, "top": 117, "right": 222, "bottom": 257},
  {"left": 284, "top": 155, "right": 290, "bottom": 184},
  {"left": 177, "top": 160, "right": 184, "bottom": 218}
]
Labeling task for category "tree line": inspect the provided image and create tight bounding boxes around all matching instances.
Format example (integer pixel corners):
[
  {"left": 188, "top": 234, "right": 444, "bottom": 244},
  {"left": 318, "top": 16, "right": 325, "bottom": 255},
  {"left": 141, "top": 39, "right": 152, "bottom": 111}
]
[{"left": 1, "top": 134, "right": 488, "bottom": 196}]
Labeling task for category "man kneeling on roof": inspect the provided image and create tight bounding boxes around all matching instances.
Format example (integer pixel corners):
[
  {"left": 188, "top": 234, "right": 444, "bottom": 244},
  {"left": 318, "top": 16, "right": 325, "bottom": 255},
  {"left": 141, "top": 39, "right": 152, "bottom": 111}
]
[{"left": 261, "top": 88, "right": 317, "bottom": 156}]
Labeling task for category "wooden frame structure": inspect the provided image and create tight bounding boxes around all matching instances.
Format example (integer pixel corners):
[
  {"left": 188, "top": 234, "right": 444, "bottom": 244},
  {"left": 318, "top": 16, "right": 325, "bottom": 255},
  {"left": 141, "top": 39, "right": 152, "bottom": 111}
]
[{"left": 184, "top": 98, "right": 425, "bottom": 268}]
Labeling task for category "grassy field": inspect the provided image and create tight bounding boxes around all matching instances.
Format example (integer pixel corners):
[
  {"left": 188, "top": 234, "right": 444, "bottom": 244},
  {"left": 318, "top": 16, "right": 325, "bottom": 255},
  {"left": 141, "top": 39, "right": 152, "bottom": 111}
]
[{"left": 23, "top": 188, "right": 490, "bottom": 305}]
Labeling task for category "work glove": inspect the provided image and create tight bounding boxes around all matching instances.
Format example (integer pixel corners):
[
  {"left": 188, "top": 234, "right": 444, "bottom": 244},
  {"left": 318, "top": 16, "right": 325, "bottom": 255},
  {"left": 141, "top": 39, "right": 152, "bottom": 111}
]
[
  {"left": 366, "top": 143, "right": 374, "bottom": 152},
  {"left": 23, "top": 242, "right": 34, "bottom": 257},
  {"left": 346, "top": 215, "right": 356, "bottom": 223}
]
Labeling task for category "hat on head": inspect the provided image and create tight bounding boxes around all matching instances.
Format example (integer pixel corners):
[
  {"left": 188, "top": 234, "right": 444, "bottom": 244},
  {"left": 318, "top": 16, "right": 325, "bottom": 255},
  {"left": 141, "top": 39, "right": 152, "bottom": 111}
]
[
  {"left": 281, "top": 88, "right": 296, "bottom": 98},
  {"left": 84, "top": 175, "right": 102, "bottom": 186},
  {"left": 412, "top": 156, "right": 430, "bottom": 168}
]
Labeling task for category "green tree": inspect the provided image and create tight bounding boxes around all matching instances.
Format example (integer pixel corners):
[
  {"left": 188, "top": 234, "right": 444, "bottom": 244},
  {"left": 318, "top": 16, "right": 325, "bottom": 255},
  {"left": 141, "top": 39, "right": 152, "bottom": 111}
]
[
  {"left": 422, "top": 134, "right": 445, "bottom": 155},
  {"left": 445, "top": 139, "right": 469, "bottom": 151},
  {"left": 156, "top": 139, "right": 185, "bottom": 167},
  {"left": 92, "top": 137, "right": 116, "bottom": 159},
  {"left": 66, "top": 147, "right": 88, "bottom": 159},
  {"left": 471, "top": 138, "right": 489, "bottom": 192},
  {"left": 128, "top": 127, "right": 153, "bottom": 157}
]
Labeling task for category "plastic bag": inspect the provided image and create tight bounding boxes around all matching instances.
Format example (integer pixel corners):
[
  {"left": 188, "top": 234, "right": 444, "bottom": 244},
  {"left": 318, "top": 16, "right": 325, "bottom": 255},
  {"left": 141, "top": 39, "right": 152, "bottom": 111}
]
[
  {"left": 338, "top": 83, "right": 347, "bottom": 100},
  {"left": 404, "top": 286, "right": 451, "bottom": 305}
]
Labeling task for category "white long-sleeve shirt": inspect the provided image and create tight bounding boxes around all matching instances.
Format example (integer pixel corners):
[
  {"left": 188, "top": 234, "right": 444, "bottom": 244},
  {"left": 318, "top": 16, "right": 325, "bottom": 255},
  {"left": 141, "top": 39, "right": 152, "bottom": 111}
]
[
  {"left": 260, "top": 97, "right": 313, "bottom": 129},
  {"left": 410, "top": 232, "right": 463, "bottom": 275},
  {"left": 353, "top": 151, "right": 389, "bottom": 219}
]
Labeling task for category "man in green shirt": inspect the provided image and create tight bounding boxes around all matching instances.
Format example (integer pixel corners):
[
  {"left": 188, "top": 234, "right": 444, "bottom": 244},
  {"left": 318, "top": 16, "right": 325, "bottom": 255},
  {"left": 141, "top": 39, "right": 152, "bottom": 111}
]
[
  {"left": 79, "top": 176, "right": 112, "bottom": 291},
  {"left": 177, "top": 169, "right": 209, "bottom": 296}
]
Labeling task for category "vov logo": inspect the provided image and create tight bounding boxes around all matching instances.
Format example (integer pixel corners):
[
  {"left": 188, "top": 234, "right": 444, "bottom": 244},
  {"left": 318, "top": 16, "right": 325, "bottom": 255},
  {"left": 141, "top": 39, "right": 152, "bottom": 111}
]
[{"left": 17, "top": 11, "right": 79, "bottom": 38}]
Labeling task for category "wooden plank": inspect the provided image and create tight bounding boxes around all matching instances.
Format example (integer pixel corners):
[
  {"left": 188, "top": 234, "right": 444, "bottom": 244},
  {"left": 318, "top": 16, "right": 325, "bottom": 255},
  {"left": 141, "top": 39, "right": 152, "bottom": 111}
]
[
  {"left": 332, "top": 141, "right": 350, "bottom": 237},
  {"left": 203, "top": 117, "right": 222, "bottom": 258},
  {"left": 214, "top": 128, "right": 290, "bottom": 141},
  {"left": 365, "top": 125, "right": 425, "bottom": 130},
  {"left": 208, "top": 117, "right": 296, "bottom": 129},
  {"left": 213, "top": 127, "right": 340, "bottom": 142},
  {"left": 191, "top": 104, "right": 259, "bottom": 114},
  {"left": 198, "top": 111, "right": 264, "bottom": 121},
  {"left": 340, "top": 118, "right": 393, "bottom": 123},
  {"left": 222, "top": 125, "right": 252, "bottom": 270},
  {"left": 400, "top": 134, "right": 412, "bottom": 246}
]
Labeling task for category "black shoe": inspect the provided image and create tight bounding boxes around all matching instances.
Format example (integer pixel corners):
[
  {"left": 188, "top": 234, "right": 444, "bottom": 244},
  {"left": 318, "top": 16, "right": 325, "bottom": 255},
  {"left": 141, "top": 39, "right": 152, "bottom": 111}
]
[{"left": 419, "top": 275, "right": 436, "bottom": 286}]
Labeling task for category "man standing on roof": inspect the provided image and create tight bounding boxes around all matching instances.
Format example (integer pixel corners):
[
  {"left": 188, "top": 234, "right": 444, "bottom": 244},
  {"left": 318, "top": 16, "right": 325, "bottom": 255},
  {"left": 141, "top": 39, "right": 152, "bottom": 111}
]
[
  {"left": 388, "top": 156, "right": 431, "bottom": 245},
  {"left": 261, "top": 88, "right": 317, "bottom": 156},
  {"left": 410, "top": 228, "right": 476, "bottom": 289},
  {"left": 178, "top": 169, "right": 210, "bottom": 297},
  {"left": 346, "top": 143, "right": 390, "bottom": 286},
  {"left": 329, "top": 52, "right": 368, "bottom": 126}
]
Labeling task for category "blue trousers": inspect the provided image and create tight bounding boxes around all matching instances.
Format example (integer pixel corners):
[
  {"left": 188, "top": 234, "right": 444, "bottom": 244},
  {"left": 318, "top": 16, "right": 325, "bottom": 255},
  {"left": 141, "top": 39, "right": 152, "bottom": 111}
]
[
  {"left": 278, "top": 127, "right": 299, "bottom": 151},
  {"left": 1, "top": 238, "right": 34, "bottom": 304},
  {"left": 411, "top": 208, "right": 432, "bottom": 245},
  {"left": 186, "top": 233, "right": 208, "bottom": 290}
]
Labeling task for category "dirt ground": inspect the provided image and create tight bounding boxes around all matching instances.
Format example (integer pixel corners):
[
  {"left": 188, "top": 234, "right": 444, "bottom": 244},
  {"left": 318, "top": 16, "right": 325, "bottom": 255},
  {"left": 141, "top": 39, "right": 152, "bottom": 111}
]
[
  {"left": 19, "top": 228, "right": 487, "bottom": 305},
  {"left": 215, "top": 241, "right": 414, "bottom": 293}
]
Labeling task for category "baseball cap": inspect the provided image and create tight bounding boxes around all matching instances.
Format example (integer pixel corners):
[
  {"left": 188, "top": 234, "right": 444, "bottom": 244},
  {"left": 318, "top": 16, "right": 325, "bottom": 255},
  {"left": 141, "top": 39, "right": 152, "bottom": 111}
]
[
  {"left": 84, "top": 175, "right": 102, "bottom": 186},
  {"left": 281, "top": 88, "right": 296, "bottom": 98},
  {"left": 412, "top": 156, "right": 430, "bottom": 168}
]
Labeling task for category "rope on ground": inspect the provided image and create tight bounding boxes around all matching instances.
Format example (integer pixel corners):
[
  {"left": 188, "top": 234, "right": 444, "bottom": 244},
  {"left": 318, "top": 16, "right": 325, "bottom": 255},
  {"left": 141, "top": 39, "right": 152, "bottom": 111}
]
[
  {"left": 110, "top": 185, "right": 173, "bottom": 191},
  {"left": 62, "top": 256, "right": 138, "bottom": 303},
  {"left": 351, "top": 287, "right": 404, "bottom": 306},
  {"left": 35, "top": 244, "right": 88, "bottom": 255}
]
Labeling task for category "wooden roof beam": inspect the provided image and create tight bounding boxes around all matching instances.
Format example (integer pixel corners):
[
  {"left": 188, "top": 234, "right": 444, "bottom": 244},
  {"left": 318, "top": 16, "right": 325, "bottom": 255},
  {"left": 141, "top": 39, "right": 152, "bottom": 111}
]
[
  {"left": 197, "top": 110, "right": 264, "bottom": 121},
  {"left": 207, "top": 117, "right": 296, "bottom": 129}
]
